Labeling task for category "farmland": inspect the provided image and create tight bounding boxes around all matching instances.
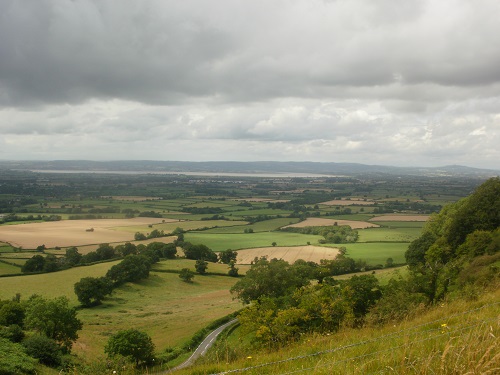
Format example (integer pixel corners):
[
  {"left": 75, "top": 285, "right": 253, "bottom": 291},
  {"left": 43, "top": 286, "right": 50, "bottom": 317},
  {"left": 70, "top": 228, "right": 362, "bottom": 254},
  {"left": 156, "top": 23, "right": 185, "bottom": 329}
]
[{"left": 0, "top": 168, "right": 490, "bottom": 371}]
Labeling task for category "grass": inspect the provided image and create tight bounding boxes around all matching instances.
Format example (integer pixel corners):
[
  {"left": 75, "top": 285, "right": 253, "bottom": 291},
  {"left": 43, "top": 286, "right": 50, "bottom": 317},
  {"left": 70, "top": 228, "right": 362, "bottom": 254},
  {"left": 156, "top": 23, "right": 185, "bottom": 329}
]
[
  {"left": 335, "top": 266, "right": 409, "bottom": 285},
  {"left": 327, "top": 242, "right": 409, "bottom": 264},
  {"left": 184, "top": 232, "right": 323, "bottom": 252},
  {"left": 152, "top": 258, "right": 251, "bottom": 275},
  {"left": 180, "top": 287, "right": 500, "bottom": 375},
  {"left": 75, "top": 269, "right": 242, "bottom": 360},
  {"left": 0, "top": 258, "right": 244, "bottom": 362},
  {"left": 0, "top": 260, "right": 121, "bottom": 302},
  {"left": 357, "top": 227, "right": 422, "bottom": 243},
  {"left": 0, "top": 261, "right": 21, "bottom": 275}
]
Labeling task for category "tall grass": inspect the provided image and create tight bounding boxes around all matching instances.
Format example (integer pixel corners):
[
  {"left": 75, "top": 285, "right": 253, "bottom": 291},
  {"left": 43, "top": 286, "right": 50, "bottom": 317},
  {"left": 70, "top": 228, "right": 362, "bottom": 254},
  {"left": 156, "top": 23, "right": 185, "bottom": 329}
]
[{"left": 178, "top": 287, "right": 500, "bottom": 375}]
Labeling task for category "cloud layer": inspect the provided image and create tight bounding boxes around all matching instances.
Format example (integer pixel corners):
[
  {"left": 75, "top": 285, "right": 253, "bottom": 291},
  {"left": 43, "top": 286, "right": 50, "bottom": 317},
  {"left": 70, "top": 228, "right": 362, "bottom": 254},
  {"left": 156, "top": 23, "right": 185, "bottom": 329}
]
[{"left": 1, "top": 0, "right": 499, "bottom": 168}]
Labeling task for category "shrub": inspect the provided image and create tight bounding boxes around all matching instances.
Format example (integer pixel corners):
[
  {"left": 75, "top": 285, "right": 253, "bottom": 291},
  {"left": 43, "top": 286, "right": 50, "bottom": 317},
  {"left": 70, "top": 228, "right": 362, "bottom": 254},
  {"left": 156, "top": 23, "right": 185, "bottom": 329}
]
[{"left": 23, "top": 334, "right": 62, "bottom": 367}]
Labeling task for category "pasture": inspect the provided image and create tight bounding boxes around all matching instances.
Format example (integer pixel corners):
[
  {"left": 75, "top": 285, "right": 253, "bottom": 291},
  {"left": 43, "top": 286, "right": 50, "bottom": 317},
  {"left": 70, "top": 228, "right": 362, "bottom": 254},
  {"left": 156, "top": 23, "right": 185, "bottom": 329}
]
[
  {"left": 339, "top": 242, "right": 409, "bottom": 264},
  {"left": 184, "top": 231, "right": 323, "bottom": 252},
  {"left": 0, "top": 259, "right": 243, "bottom": 360},
  {"left": 357, "top": 227, "right": 422, "bottom": 243},
  {"left": 0, "top": 261, "right": 20, "bottom": 275},
  {"left": 77, "top": 270, "right": 242, "bottom": 359}
]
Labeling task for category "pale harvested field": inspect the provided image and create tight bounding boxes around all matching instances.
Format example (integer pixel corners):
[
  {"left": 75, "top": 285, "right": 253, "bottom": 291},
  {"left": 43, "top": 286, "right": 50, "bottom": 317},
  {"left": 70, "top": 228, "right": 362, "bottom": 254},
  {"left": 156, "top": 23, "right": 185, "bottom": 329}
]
[
  {"left": 283, "top": 217, "right": 378, "bottom": 229},
  {"left": 236, "top": 245, "right": 339, "bottom": 264},
  {"left": 369, "top": 214, "right": 430, "bottom": 222},
  {"left": 0, "top": 218, "right": 177, "bottom": 249},
  {"left": 320, "top": 199, "right": 374, "bottom": 206}
]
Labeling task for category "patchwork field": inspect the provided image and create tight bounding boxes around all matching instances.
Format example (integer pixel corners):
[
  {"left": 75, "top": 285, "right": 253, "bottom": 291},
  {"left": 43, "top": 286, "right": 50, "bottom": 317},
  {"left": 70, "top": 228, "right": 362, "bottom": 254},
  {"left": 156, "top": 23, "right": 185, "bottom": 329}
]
[
  {"left": 236, "top": 245, "right": 339, "bottom": 264},
  {"left": 0, "top": 217, "right": 175, "bottom": 249},
  {"left": 284, "top": 217, "right": 379, "bottom": 229}
]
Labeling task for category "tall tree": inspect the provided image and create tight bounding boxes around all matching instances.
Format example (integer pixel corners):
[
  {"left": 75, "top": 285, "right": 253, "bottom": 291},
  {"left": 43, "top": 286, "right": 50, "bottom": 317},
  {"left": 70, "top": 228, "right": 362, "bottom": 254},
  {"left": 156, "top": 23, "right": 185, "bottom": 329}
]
[{"left": 24, "top": 296, "right": 82, "bottom": 352}]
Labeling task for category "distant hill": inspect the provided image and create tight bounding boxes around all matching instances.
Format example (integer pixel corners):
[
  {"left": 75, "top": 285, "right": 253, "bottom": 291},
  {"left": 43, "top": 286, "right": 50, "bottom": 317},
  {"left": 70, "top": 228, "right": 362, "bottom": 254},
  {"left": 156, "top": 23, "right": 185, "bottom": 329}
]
[{"left": 0, "top": 160, "right": 498, "bottom": 178}]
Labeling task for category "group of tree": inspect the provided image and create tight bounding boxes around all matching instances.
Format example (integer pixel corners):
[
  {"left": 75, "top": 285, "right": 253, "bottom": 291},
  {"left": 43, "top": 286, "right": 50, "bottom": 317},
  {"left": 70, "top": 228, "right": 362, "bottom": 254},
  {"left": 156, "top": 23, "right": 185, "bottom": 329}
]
[
  {"left": 134, "top": 228, "right": 167, "bottom": 240},
  {"left": 403, "top": 177, "right": 500, "bottom": 303},
  {"left": 22, "top": 241, "right": 176, "bottom": 275},
  {"left": 74, "top": 249, "right": 164, "bottom": 307},
  {"left": 233, "top": 178, "right": 500, "bottom": 348},
  {"left": 0, "top": 294, "right": 82, "bottom": 373},
  {"left": 180, "top": 242, "right": 218, "bottom": 262},
  {"left": 281, "top": 224, "right": 359, "bottom": 244}
]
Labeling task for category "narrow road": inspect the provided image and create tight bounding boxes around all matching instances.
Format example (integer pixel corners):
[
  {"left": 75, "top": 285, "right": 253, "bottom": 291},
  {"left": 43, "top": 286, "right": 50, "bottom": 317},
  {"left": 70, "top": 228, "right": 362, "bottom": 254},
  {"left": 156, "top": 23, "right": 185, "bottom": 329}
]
[{"left": 166, "top": 318, "right": 238, "bottom": 373}]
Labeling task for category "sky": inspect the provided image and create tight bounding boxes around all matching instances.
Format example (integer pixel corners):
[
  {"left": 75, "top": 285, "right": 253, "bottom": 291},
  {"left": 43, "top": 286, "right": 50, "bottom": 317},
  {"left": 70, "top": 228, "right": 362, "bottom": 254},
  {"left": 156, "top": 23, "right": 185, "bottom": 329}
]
[{"left": 1, "top": 0, "right": 499, "bottom": 169}]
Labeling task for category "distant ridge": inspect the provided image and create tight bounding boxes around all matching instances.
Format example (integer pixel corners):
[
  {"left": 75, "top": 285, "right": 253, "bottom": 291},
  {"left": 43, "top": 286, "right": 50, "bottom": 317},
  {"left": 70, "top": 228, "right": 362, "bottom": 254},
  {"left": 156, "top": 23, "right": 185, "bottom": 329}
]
[{"left": 0, "top": 160, "right": 498, "bottom": 178}]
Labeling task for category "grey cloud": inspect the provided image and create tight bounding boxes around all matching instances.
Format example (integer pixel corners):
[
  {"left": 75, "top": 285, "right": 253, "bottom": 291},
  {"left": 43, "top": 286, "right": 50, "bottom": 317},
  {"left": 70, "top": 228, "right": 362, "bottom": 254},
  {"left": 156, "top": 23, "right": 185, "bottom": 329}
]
[
  {"left": 2, "top": 0, "right": 500, "bottom": 108},
  {"left": 0, "top": 0, "right": 499, "bottom": 169}
]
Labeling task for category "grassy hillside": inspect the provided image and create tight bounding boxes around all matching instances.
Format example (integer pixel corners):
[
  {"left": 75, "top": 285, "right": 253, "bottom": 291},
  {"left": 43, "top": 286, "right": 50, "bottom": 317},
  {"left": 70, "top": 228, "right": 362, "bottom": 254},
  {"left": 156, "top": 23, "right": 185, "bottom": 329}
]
[
  {"left": 179, "top": 286, "right": 500, "bottom": 374},
  {"left": 0, "top": 259, "right": 243, "bottom": 362}
]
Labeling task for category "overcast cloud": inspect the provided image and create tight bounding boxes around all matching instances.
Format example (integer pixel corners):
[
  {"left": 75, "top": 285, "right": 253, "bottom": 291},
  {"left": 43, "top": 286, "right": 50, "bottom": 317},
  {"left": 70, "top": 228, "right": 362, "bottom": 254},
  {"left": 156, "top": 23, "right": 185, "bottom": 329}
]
[{"left": 1, "top": 0, "right": 499, "bottom": 169}]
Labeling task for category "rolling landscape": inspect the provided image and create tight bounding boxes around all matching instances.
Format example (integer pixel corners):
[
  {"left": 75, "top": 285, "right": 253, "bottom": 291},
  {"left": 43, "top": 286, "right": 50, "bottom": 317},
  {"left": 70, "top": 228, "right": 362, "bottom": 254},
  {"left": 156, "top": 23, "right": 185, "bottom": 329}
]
[{"left": 0, "top": 164, "right": 498, "bottom": 374}]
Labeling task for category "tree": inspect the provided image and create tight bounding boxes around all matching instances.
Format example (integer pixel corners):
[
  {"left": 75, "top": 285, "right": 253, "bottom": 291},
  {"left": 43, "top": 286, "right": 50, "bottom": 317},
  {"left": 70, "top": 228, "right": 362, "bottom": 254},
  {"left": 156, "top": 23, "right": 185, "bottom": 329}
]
[
  {"left": 21, "top": 255, "right": 45, "bottom": 273},
  {"left": 134, "top": 232, "right": 147, "bottom": 241},
  {"left": 230, "top": 257, "right": 310, "bottom": 304},
  {"left": 24, "top": 295, "right": 82, "bottom": 352},
  {"left": 106, "top": 255, "right": 152, "bottom": 286},
  {"left": 0, "top": 300, "right": 25, "bottom": 327},
  {"left": 42, "top": 254, "right": 59, "bottom": 272},
  {"left": 195, "top": 259, "right": 208, "bottom": 274},
  {"left": 218, "top": 249, "right": 238, "bottom": 264},
  {"left": 183, "top": 243, "right": 217, "bottom": 262},
  {"left": 74, "top": 277, "right": 113, "bottom": 307},
  {"left": 65, "top": 246, "right": 82, "bottom": 266},
  {"left": 105, "top": 329, "right": 155, "bottom": 366},
  {"left": 115, "top": 242, "right": 137, "bottom": 257},
  {"left": 95, "top": 243, "right": 116, "bottom": 260},
  {"left": 228, "top": 261, "right": 239, "bottom": 277},
  {"left": 341, "top": 274, "right": 381, "bottom": 321},
  {"left": 179, "top": 268, "right": 194, "bottom": 283}
]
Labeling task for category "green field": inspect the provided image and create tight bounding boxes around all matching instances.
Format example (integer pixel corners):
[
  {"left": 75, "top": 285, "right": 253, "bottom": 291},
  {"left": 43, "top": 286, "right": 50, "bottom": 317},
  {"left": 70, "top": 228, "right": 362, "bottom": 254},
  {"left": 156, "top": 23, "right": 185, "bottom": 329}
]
[
  {"left": 0, "top": 261, "right": 21, "bottom": 275},
  {"left": 357, "top": 227, "right": 422, "bottom": 243},
  {"left": 0, "top": 261, "right": 121, "bottom": 302},
  {"left": 184, "top": 231, "right": 323, "bottom": 251},
  {"left": 328, "top": 242, "right": 410, "bottom": 264},
  {"left": 202, "top": 218, "right": 301, "bottom": 234}
]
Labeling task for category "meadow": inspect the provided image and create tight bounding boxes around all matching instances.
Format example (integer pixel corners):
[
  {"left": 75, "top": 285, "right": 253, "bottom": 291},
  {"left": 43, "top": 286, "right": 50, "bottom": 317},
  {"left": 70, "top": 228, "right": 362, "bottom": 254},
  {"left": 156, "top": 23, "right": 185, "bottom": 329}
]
[{"left": 0, "top": 258, "right": 243, "bottom": 360}]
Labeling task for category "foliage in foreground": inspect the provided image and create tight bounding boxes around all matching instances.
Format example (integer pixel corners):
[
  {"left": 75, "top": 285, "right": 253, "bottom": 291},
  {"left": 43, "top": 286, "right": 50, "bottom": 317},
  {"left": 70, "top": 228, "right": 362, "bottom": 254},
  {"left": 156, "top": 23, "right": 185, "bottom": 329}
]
[{"left": 189, "top": 289, "right": 500, "bottom": 375}]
